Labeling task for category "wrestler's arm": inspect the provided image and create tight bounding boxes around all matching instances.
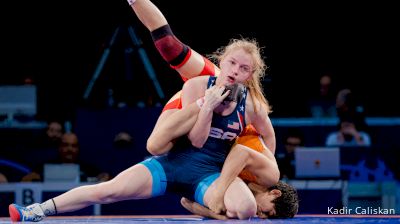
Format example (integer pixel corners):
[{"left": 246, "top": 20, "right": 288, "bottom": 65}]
[
  {"left": 249, "top": 100, "right": 276, "bottom": 154},
  {"left": 146, "top": 99, "right": 200, "bottom": 155},
  {"left": 241, "top": 101, "right": 279, "bottom": 186},
  {"left": 181, "top": 78, "right": 229, "bottom": 148},
  {"left": 146, "top": 75, "right": 228, "bottom": 154},
  {"left": 180, "top": 77, "right": 211, "bottom": 147},
  {"left": 242, "top": 99, "right": 279, "bottom": 185},
  {"left": 146, "top": 79, "right": 225, "bottom": 154}
]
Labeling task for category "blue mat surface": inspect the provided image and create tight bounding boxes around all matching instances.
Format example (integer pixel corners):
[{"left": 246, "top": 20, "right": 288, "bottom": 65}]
[{"left": 0, "top": 215, "right": 399, "bottom": 223}]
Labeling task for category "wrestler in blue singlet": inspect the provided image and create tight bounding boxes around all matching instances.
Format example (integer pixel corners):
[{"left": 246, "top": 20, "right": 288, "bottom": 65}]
[{"left": 141, "top": 76, "right": 247, "bottom": 205}]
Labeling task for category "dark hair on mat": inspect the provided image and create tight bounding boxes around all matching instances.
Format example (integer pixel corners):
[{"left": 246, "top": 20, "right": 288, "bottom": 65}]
[{"left": 268, "top": 181, "right": 299, "bottom": 219}]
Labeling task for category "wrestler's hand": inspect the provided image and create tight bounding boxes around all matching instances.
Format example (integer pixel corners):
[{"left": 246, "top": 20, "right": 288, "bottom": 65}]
[
  {"left": 207, "top": 191, "right": 226, "bottom": 214},
  {"left": 202, "top": 85, "right": 230, "bottom": 111}
]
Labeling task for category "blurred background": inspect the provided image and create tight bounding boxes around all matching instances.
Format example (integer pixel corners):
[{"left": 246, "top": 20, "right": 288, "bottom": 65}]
[
  {"left": 1, "top": 0, "right": 399, "bottom": 119},
  {"left": 0, "top": 0, "right": 399, "bottom": 217}
]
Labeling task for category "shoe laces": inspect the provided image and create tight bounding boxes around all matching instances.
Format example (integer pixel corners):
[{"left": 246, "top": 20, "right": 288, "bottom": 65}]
[{"left": 22, "top": 204, "right": 45, "bottom": 221}]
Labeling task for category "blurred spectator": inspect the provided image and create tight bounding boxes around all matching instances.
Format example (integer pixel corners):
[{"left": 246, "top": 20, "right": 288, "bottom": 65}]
[
  {"left": 336, "top": 88, "right": 367, "bottom": 131},
  {"left": 31, "top": 121, "right": 64, "bottom": 151},
  {"left": 45, "top": 121, "right": 64, "bottom": 146},
  {"left": 0, "top": 172, "right": 8, "bottom": 183},
  {"left": 22, "top": 132, "right": 111, "bottom": 182},
  {"left": 307, "top": 74, "right": 337, "bottom": 118},
  {"left": 325, "top": 116, "right": 371, "bottom": 147},
  {"left": 113, "top": 131, "right": 133, "bottom": 149},
  {"left": 276, "top": 128, "right": 305, "bottom": 179}
]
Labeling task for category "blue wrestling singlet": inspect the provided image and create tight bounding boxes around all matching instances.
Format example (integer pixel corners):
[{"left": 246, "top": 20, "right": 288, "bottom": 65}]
[{"left": 141, "top": 76, "right": 248, "bottom": 205}]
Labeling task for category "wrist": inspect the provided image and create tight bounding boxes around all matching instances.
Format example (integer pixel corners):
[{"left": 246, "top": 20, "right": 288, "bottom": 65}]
[
  {"left": 201, "top": 100, "right": 215, "bottom": 112},
  {"left": 201, "top": 104, "right": 213, "bottom": 113},
  {"left": 196, "top": 97, "right": 205, "bottom": 108}
]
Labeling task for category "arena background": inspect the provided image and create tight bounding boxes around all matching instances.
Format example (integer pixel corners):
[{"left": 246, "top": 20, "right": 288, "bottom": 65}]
[{"left": 1, "top": 0, "right": 399, "bottom": 121}]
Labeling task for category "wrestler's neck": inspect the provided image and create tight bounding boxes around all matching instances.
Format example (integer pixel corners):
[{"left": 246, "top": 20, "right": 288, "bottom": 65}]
[
  {"left": 214, "top": 101, "right": 237, "bottom": 115},
  {"left": 248, "top": 182, "right": 268, "bottom": 196}
]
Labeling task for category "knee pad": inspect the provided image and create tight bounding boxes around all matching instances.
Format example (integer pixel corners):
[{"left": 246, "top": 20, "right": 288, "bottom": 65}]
[{"left": 151, "top": 25, "right": 190, "bottom": 67}]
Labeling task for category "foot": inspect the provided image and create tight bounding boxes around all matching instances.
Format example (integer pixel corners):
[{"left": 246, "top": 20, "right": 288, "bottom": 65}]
[
  {"left": 9, "top": 203, "right": 45, "bottom": 222},
  {"left": 180, "top": 197, "right": 228, "bottom": 220}
]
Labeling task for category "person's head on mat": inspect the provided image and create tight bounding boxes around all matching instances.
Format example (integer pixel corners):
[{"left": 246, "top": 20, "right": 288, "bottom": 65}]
[{"left": 249, "top": 181, "right": 299, "bottom": 219}]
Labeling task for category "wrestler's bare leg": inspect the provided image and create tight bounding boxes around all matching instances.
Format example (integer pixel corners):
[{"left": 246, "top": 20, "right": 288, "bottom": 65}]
[
  {"left": 181, "top": 143, "right": 280, "bottom": 219},
  {"left": 53, "top": 164, "right": 153, "bottom": 213},
  {"left": 203, "top": 177, "right": 257, "bottom": 220},
  {"left": 130, "top": 0, "right": 219, "bottom": 79}
]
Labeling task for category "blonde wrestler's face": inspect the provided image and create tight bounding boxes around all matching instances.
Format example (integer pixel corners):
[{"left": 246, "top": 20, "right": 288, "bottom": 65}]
[{"left": 218, "top": 49, "right": 253, "bottom": 86}]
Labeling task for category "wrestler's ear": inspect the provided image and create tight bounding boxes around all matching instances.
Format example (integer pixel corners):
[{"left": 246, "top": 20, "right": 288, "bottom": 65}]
[{"left": 270, "top": 189, "right": 282, "bottom": 198}]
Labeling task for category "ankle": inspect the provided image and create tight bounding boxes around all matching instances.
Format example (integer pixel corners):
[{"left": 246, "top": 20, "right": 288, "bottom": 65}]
[{"left": 39, "top": 199, "right": 57, "bottom": 216}]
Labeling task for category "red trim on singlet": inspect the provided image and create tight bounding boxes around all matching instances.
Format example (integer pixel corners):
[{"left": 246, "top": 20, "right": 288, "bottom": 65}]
[
  {"left": 162, "top": 56, "right": 217, "bottom": 112},
  {"left": 180, "top": 76, "right": 189, "bottom": 82},
  {"left": 169, "top": 49, "right": 192, "bottom": 82},
  {"left": 200, "top": 57, "right": 216, "bottom": 76},
  {"left": 170, "top": 53, "right": 216, "bottom": 83},
  {"left": 162, "top": 98, "right": 182, "bottom": 112},
  {"left": 170, "top": 49, "right": 192, "bottom": 70}
]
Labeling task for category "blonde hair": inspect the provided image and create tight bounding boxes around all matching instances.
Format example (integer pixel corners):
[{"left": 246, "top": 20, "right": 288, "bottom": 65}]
[{"left": 208, "top": 38, "right": 272, "bottom": 114}]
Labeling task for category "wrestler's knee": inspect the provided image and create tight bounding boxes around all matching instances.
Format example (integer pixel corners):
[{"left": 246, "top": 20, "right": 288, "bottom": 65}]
[
  {"left": 226, "top": 197, "right": 257, "bottom": 220},
  {"left": 225, "top": 178, "right": 257, "bottom": 219},
  {"left": 151, "top": 24, "right": 189, "bottom": 66}
]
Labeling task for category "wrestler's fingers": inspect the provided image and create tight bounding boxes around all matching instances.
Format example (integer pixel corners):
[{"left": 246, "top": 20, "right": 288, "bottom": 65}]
[
  {"left": 221, "top": 89, "right": 230, "bottom": 100},
  {"left": 213, "top": 85, "right": 226, "bottom": 96}
]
